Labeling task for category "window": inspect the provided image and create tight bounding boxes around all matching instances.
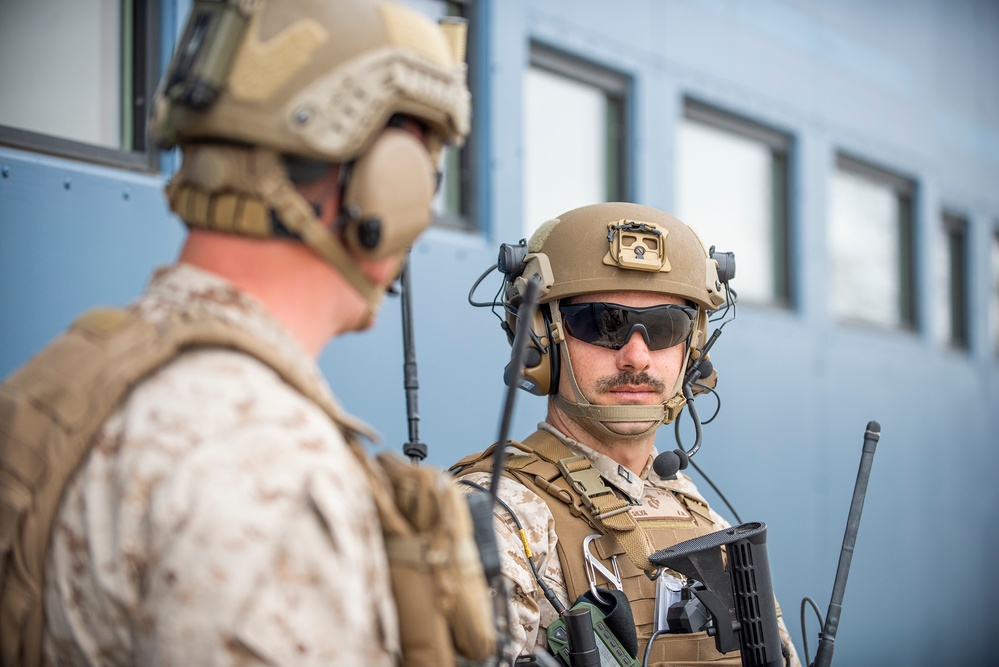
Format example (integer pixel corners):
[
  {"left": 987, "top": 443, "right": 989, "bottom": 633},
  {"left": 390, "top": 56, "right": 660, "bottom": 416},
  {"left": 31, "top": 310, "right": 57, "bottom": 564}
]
[
  {"left": 828, "top": 155, "right": 917, "bottom": 329},
  {"left": 523, "top": 44, "right": 628, "bottom": 239},
  {"left": 991, "top": 228, "right": 999, "bottom": 355},
  {"left": 0, "top": 0, "right": 158, "bottom": 170},
  {"left": 676, "top": 100, "right": 792, "bottom": 306},
  {"left": 405, "top": 0, "right": 478, "bottom": 230},
  {"left": 935, "top": 212, "right": 969, "bottom": 349}
]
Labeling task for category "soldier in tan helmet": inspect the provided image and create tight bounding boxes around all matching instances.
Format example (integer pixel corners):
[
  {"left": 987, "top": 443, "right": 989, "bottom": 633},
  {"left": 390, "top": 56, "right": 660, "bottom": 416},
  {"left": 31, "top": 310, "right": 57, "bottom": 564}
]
[
  {"left": 0, "top": 1, "right": 494, "bottom": 666},
  {"left": 453, "top": 202, "right": 801, "bottom": 666}
]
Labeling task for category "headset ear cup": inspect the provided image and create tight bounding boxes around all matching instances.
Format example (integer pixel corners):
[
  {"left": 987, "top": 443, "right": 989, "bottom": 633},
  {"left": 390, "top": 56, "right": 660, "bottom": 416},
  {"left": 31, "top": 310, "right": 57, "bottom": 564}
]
[
  {"left": 516, "top": 340, "right": 549, "bottom": 396},
  {"left": 506, "top": 305, "right": 559, "bottom": 396},
  {"left": 341, "top": 128, "right": 437, "bottom": 259},
  {"left": 520, "top": 305, "right": 559, "bottom": 396}
]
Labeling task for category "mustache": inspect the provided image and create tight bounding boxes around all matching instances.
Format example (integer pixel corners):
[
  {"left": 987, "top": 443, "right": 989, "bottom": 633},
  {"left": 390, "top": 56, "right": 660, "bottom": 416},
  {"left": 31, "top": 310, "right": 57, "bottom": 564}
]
[{"left": 596, "top": 371, "right": 667, "bottom": 393}]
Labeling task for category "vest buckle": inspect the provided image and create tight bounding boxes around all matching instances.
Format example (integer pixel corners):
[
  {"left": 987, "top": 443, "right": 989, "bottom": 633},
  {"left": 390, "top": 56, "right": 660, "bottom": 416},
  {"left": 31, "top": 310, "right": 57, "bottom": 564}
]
[{"left": 556, "top": 455, "right": 630, "bottom": 519}]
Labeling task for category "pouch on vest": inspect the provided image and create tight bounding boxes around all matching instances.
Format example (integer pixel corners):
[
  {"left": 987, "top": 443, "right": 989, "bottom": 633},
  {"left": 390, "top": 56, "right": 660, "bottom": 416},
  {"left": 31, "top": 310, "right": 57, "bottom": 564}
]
[
  {"left": 370, "top": 451, "right": 496, "bottom": 666},
  {"left": 546, "top": 589, "right": 640, "bottom": 667}
]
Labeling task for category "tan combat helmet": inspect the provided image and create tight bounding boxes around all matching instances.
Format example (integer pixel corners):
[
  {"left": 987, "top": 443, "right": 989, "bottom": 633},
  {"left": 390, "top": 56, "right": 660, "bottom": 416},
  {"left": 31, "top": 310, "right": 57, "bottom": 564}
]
[
  {"left": 505, "top": 202, "right": 730, "bottom": 437},
  {"left": 150, "top": 0, "right": 471, "bottom": 316}
]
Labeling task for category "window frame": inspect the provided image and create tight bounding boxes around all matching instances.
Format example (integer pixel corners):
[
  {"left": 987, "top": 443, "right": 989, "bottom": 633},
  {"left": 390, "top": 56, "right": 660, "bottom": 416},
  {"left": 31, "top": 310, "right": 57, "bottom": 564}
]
[
  {"left": 680, "top": 98, "right": 794, "bottom": 308},
  {"left": 832, "top": 152, "right": 919, "bottom": 330},
  {"left": 421, "top": 0, "right": 479, "bottom": 232},
  {"left": 940, "top": 210, "right": 970, "bottom": 350},
  {"left": 0, "top": 0, "right": 160, "bottom": 172},
  {"left": 528, "top": 42, "right": 632, "bottom": 207},
  {"left": 991, "top": 225, "right": 999, "bottom": 357}
]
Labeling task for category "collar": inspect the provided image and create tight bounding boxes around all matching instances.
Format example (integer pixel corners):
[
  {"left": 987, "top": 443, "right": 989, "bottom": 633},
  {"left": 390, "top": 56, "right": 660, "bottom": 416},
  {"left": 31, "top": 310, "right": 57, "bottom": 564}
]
[
  {"left": 537, "top": 421, "right": 713, "bottom": 507},
  {"left": 137, "top": 263, "right": 378, "bottom": 442},
  {"left": 538, "top": 422, "right": 649, "bottom": 502}
]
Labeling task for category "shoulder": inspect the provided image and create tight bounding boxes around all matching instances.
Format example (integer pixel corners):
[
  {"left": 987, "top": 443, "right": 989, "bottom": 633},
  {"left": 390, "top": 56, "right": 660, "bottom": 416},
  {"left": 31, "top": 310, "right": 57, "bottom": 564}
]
[
  {"left": 86, "top": 346, "right": 377, "bottom": 554},
  {"left": 119, "top": 346, "right": 341, "bottom": 454},
  {"left": 657, "top": 470, "right": 705, "bottom": 501},
  {"left": 458, "top": 470, "right": 555, "bottom": 529}
]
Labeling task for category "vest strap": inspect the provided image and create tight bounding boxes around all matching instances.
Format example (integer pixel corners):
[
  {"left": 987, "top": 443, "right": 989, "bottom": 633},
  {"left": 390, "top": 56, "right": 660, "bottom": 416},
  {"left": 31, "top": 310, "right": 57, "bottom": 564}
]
[{"left": 523, "top": 430, "right": 656, "bottom": 573}]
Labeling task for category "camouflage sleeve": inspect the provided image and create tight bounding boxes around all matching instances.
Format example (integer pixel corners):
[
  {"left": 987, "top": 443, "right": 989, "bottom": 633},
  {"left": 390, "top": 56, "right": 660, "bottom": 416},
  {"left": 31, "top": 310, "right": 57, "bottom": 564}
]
[{"left": 458, "top": 471, "right": 570, "bottom": 658}]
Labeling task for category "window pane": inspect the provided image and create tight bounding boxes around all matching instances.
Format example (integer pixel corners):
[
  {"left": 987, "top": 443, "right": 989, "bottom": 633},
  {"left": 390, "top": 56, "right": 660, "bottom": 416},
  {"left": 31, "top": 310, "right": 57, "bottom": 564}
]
[
  {"left": 0, "top": 0, "right": 122, "bottom": 148},
  {"left": 523, "top": 66, "right": 613, "bottom": 239},
  {"left": 991, "top": 231, "right": 999, "bottom": 354},
  {"left": 437, "top": 145, "right": 463, "bottom": 218},
  {"left": 405, "top": 0, "right": 473, "bottom": 228},
  {"left": 935, "top": 214, "right": 969, "bottom": 348},
  {"left": 676, "top": 119, "right": 781, "bottom": 304},
  {"left": 829, "top": 167, "right": 915, "bottom": 328}
]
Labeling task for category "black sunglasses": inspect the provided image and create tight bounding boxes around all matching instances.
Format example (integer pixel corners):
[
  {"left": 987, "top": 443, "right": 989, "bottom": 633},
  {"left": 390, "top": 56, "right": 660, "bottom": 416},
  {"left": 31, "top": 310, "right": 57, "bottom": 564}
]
[{"left": 559, "top": 302, "right": 696, "bottom": 351}]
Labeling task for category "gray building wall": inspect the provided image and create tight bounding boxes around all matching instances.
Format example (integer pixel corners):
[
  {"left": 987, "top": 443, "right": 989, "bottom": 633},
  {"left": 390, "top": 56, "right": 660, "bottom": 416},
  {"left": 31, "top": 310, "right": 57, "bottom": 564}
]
[{"left": 2, "top": 1, "right": 997, "bottom": 665}]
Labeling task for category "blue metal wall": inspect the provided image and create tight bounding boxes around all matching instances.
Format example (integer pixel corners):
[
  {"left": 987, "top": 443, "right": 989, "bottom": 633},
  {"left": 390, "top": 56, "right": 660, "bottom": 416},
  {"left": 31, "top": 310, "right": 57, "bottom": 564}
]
[{"left": 2, "top": 1, "right": 998, "bottom": 665}]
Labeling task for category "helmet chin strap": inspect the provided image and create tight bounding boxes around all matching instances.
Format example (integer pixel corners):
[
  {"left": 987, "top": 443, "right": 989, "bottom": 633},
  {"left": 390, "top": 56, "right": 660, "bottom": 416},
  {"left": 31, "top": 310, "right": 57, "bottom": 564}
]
[
  {"left": 255, "top": 152, "right": 391, "bottom": 326},
  {"left": 550, "top": 302, "right": 691, "bottom": 441}
]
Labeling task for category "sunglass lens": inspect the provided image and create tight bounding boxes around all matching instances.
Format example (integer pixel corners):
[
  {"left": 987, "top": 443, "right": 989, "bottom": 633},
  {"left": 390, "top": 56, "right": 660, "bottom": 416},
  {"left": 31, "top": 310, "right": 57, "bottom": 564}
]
[{"left": 561, "top": 302, "right": 694, "bottom": 350}]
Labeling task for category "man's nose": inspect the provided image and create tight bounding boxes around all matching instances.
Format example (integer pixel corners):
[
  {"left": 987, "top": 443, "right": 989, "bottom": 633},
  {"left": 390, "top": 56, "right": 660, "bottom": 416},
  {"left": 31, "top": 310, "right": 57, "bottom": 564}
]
[{"left": 617, "top": 325, "right": 652, "bottom": 370}]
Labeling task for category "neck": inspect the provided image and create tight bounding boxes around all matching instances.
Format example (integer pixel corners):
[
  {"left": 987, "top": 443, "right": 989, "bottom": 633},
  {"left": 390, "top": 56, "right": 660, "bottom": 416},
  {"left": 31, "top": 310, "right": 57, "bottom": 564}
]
[
  {"left": 178, "top": 230, "right": 371, "bottom": 357},
  {"left": 547, "top": 404, "right": 656, "bottom": 475}
]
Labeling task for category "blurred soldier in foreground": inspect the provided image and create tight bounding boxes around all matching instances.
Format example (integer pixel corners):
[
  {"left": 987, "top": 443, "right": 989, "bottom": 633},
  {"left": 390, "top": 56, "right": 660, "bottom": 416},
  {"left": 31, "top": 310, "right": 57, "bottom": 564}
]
[
  {"left": 0, "top": 1, "right": 493, "bottom": 665},
  {"left": 453, "top": 202, "right": 800, "bottom": 666}
]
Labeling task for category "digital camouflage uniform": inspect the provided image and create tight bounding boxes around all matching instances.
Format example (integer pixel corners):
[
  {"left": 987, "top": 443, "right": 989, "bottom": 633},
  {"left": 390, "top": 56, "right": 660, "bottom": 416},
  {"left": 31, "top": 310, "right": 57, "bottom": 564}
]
[
  {"left": 461, "top": 422, "right": 801, "bottom": 666},
  {"left": 42, "top": 264, "right": 398, "bottom": 666}
]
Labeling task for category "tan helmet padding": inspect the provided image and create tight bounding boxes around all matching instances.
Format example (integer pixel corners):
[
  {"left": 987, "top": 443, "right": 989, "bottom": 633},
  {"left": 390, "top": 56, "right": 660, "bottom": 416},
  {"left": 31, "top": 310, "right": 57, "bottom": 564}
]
[
  {"left": 341, "top": 128, "right": 437, "bottom": 259},
  {"left": 166, "top": 143, "right": 386, "bottom": 315}
]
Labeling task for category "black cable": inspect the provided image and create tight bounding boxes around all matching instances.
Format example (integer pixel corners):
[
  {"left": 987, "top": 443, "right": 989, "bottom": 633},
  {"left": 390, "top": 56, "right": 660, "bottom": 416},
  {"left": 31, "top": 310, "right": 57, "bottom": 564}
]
[
  {"left": 491, "top": 278, "right": 540, "bottom": 508},
  {"left": 466, "top": 262, "right": 513, "bottom": 335},
  {"left": 642, "top": 629, "right": 668, "bottom": 667},
  {"left": 458, "top": 479, "right": 567, "bottom": 617},
  {"left": 800, "top": 596, "right": 825, "bottom": 667},
  {"left": 686, "top": 458, "right": 743, "bottom": 526},
  {"left": 457, "top": 477, "right": 517, "bottom": 665},
  {"left": 709, "top": 283, "right": 738, "bottom": 326},
  {"left": 676, "top": 382, "right": 704, "bottom": 459},
  {"left": 494, "top": 566, "right": 516, "bottom": 667},
  {"left": 468, "top": 263, "right": 501, "bottom": 307},
  {"left": 694, "top": 382, "right": 722, "bottom": 425}
]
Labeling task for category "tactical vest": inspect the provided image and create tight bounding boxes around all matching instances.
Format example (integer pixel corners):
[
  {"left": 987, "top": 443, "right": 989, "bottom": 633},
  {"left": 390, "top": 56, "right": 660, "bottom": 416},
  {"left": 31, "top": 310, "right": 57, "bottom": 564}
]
[
  {"left": 0, "top": 307, "right": 493, "bottom": 667},
  {"left": 452, "top": 429, "right": 742, "bottom": 667}
]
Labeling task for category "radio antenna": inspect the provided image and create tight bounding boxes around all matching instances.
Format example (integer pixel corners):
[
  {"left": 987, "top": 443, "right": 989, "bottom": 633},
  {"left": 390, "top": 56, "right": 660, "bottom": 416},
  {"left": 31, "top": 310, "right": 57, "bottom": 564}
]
[{"left": 399, "top": 254, "right": 427, "bottom": 463}]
